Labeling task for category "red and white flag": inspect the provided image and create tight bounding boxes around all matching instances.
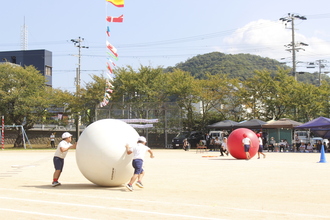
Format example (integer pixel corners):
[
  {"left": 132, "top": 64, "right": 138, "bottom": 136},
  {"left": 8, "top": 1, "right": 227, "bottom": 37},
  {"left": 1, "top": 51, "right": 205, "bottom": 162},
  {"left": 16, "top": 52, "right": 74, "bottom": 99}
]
[
  {"left": 106, "top": 41, "right": 118, "bottom": 57},
  {"left": 106, "top": 15, "right": 124, "bottom": 22}
]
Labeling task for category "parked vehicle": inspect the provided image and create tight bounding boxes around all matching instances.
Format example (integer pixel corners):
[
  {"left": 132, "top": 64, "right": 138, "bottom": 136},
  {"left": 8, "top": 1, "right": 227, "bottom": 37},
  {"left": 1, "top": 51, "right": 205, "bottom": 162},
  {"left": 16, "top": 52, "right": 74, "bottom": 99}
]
[
  {"left": 311, "top": 137, "right": 329, "bottom": 147},
  {"left": 208, "top": 131, "right": 226, "bottom": 141},
  {"left": 171, "top": 131, "right": 204, "bottom": 149}
]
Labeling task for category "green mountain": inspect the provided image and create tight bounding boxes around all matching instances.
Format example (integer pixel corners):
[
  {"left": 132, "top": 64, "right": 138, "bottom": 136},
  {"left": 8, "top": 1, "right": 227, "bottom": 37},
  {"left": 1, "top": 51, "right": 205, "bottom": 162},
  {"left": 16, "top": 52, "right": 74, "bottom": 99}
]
[{"left": 165, "top": 52, "right": 289, "bottom": 80}]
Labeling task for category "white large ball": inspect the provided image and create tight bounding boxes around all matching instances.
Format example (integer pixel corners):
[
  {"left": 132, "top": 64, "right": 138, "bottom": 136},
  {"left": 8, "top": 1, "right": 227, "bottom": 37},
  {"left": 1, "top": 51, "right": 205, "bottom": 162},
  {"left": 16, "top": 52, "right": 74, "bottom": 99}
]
[{"left": 76, "top": 119, "right": 139, "bottom": 186}]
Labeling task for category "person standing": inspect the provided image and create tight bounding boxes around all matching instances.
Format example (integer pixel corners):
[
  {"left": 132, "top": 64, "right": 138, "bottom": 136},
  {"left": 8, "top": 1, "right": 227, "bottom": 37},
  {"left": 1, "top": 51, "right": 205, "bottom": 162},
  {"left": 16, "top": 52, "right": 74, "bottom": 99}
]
[
  {"left": 52, "top": 132, "right": 76, "bottom": 187},
  {"left": 183, "top": 138, "right": 189, "bottom": 151},
  {"left": 257, "top": 133, "right": 266, "bottom": 159},
  {"left": 220, "top": 137, "right": 229, "bottom": 156},
  {"left": 125, "top": 136, "right": 154, "bottom": 191},
  {"left": 242, "top": 133, "right": 252, "bottom": 160},
  {"left": 213, "top": 136, "right": 221, "bottom": 152},
  {"left": 50, "top": 132, "right": 55, "bottom": 149},
  {"left": 205, "top": 133, "right": 211, "bottom": 149}
]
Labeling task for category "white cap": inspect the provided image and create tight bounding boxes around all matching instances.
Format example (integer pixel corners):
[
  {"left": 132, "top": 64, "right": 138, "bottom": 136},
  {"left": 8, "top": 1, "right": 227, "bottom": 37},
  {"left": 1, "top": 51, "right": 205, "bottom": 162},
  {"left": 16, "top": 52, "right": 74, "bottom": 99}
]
[
  {"left": 62, "top": 132, "right": 72, "bottom": 139},
  {"left": 138, "top": 136, "right": 147, "bottom": 143}
]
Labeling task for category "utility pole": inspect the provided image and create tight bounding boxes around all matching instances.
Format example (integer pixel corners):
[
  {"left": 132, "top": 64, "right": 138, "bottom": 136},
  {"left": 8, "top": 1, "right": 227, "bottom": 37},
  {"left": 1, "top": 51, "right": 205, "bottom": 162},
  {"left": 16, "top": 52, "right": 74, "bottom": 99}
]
[
  {"left": 71, "top": 37, "right": 89, "bottom": 94},
  {"left": 280, "top": 13, "right": 307, "bottom": 80},
  {"left": 71, "top": 37, "right": 88, "bottom": 140},
  {"left": 307, "top": 60, "right": 329, "bottom": 86}
]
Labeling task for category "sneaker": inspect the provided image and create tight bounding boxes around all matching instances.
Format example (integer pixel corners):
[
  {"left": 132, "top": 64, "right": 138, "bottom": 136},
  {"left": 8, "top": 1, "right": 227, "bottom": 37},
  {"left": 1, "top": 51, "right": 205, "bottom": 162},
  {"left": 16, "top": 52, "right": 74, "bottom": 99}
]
[
  {"left": 52, "top": 181, "right": 61, "bottom": 187},
  {"left": 136, "top": 181, "right": 144, "bottom": 188},
  {"left": 126, "top": 184, "right": 133, "bottom": 191}
]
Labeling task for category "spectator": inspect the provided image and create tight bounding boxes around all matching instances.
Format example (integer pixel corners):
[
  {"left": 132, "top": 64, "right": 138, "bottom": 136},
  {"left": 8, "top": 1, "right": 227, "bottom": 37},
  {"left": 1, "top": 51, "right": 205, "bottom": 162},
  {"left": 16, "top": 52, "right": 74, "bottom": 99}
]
[
  {"left": 213, "top": 136, "right": 221, "bottom": 152},
  {"left": 268, "top": 137, "right": 275, "bottom": 152},
  {"left": 205, "top": 133, "right": 211, "bottom": 149},
  {"left": 316, "top": 140, "right": 322, "bottom": 152},
  {"left": 278, "top": 140, "right": 286, "bottom": 152},
  {"left": 182, "top": 138, "right": 189, "bottom": 151},
  {"left": 50, "top": 133, "right": 56, "bottom": 149},
  {"left": 220, "top": 137, "right": 229, "bottom": 156},
  {"left": 299, "top": 142, "right": 307, "bottom": 153},
  {"left": 306, "top": 143, "right": 313, "bottom": 153}
]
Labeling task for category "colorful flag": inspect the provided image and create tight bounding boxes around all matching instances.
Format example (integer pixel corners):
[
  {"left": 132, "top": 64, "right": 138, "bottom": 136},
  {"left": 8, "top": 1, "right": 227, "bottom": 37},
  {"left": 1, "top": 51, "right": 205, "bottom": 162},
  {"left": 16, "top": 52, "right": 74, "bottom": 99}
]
[
  {"left": 107, "top": 62, "right": 113, "bottom": 73},
  {"left": 106, "top": 15, "right": 124, "bottom": 22},
  {"left": 107, "top": 52, "right": 119, "bottom": 61},
  {"left": 106, "top": 41, "right": 118, "bottom": 54},
  {"left": 107, "top": 58, "right": 116, "bottom": 67},
  {"left": 106, "top": 88, "right": 113, "bottom": 93},
  {"left": 106, "top": 0, "right": 124, "bottom": 7},
  {"left": 106, "top": 41, "right": 118, "bottom": 57},
  {"left": 106, "top": 26, "right": 111, "bottom": 37}
]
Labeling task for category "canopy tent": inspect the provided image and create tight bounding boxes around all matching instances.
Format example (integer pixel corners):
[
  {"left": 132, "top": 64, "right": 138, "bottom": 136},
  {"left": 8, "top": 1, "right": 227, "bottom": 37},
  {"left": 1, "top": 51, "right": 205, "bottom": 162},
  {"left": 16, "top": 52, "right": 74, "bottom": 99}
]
[
  {"left": 262, "top": 118, "right": 302, "bottom": 144},
  {"left": 262, "top": 118, "right": 302, "bottom": 129},
  {"left": 295, "top": 117, "right": 330, "bottom": 129},
  {"left": 207, "top": 120, "right": 238, "bottom": 130},
  {"left": 309, "top": 128, "right": 330, "bottom": 139},
  {"left": 295, "top": 117, "right": 330, "bottom": 139},
  {"left": 233, "top": 119, "right": 266, "bottom": 129}
]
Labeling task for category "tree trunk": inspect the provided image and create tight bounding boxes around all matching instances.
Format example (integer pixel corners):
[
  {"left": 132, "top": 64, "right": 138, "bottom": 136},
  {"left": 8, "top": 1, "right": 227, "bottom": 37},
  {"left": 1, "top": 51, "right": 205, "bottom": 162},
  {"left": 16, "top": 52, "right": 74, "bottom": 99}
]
[{"left": 13, "top": 129, "right": 24, "bottom": 148}]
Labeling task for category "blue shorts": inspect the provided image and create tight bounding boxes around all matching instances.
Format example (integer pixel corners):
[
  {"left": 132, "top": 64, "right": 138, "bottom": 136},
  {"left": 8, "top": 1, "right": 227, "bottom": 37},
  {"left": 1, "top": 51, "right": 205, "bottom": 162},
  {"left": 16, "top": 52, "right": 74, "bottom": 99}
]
[
  {"left": 53, "top": 156, "right": 64, "bottom": 171},
  {"left": 132, "top": 159, "right": 144, "bottom": 174},
  {"left": 258, "top": 145, "right": 264, "bottom": 152},
  {"left": 244, "top": 144, "right": 250, "bottom": 152}
]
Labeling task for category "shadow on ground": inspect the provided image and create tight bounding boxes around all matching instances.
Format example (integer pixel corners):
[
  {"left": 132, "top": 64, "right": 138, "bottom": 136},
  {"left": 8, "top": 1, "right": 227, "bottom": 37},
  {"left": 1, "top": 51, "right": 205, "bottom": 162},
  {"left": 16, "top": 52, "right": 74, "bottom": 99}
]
[{"left": 22, "top": 183, "right": 126, "bottom": 191}]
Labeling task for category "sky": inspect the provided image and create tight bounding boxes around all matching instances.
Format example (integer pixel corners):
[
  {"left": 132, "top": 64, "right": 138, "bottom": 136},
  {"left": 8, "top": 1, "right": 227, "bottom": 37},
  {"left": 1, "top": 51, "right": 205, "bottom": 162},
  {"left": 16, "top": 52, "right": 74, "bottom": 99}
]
[{"left": 2, "top": 0, "right": 330, "bottom": 92}]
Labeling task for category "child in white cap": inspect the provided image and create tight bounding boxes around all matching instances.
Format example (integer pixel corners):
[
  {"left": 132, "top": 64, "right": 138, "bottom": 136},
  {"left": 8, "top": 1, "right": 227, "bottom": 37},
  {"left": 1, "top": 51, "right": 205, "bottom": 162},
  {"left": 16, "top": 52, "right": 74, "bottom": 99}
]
[
  {"left": 52, "top": 132, "right": 76, "bottom": 187},
  {"left": 125, "top": 136, "right": 154, "bottom": 191}
]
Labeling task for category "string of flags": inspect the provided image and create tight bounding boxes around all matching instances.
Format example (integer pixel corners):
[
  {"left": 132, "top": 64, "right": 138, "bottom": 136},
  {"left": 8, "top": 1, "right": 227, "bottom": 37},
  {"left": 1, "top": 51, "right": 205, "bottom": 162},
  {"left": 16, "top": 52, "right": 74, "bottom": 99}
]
[{"left": 100, "top": 0, "right": 124, "bottom": 108}]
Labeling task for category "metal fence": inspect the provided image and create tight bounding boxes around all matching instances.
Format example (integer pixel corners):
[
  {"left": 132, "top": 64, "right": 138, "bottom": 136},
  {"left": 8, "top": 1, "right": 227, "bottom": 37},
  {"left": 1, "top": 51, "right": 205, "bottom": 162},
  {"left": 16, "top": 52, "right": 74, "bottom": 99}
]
[{"left": 95, "top": 102, "right": 183, "bottom": 148}]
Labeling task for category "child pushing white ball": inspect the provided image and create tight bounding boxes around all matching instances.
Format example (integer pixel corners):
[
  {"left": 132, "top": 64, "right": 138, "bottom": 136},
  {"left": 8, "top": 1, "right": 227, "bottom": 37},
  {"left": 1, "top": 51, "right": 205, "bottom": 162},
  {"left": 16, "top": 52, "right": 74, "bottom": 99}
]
[{"left": 76, "top": 119, "right": 139, "bottom": 186}]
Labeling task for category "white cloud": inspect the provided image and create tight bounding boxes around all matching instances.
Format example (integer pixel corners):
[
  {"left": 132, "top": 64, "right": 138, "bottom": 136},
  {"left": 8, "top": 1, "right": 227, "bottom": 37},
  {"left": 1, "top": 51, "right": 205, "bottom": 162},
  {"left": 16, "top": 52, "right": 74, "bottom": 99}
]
[{"left": 220, "top": 19, "right": 330, "bottom": 67}]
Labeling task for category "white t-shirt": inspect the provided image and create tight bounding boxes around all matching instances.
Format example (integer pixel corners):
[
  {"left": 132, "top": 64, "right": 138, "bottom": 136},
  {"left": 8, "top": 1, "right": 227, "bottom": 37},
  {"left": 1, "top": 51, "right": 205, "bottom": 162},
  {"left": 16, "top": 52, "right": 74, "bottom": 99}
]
[
  {"left": 214, "top": 139, "right": 221, "bottom": 145},
  {"left": 222, "top": 142, "right": 227, "bottom": 149},
  {"left": 130, "top": 143, "right": 150, "bottom": 160},
  {"left": 258, "top": 137, "right": 263, "bottom": 145},
  {"left": 242, "top": 137, "right": 251, "bottom": 145},
  {"left": 54, "top": 140, "right": 72, "bottom": 159}
]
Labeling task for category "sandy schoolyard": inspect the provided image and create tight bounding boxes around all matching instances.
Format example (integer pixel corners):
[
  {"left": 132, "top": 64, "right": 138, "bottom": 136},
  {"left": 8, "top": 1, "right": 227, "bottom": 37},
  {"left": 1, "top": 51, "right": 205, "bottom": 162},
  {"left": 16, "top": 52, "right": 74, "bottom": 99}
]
[{"left": 0, "top": 149, "right": 329, "bottom": 220}]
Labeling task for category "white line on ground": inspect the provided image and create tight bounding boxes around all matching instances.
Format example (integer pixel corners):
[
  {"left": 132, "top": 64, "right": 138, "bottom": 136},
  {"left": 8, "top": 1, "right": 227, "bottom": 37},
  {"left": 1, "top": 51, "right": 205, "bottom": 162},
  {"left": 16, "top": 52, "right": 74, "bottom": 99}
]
[
  {"left": 0, "top": 207, "right": 94, "bottom": 220},
  {"left": 0, "top": 188, "right": 329, "bottom": 219},
  {"left": 0, "top": 196, "right": 223, "bottom": 220}
]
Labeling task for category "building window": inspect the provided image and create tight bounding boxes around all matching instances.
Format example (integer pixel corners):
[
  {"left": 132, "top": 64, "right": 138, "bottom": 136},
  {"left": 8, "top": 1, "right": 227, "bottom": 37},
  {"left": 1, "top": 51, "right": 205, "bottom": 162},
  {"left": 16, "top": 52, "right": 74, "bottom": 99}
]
[{"left": 45, "top": 65, "right": 52, "bottom": 76}]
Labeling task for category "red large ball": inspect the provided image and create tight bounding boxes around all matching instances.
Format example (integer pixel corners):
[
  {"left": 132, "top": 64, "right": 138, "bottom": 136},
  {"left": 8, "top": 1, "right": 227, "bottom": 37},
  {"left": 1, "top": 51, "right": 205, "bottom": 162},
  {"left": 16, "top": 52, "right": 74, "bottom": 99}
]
[{"left": 227, "top": 128, "right": 259, "bottom": 159}]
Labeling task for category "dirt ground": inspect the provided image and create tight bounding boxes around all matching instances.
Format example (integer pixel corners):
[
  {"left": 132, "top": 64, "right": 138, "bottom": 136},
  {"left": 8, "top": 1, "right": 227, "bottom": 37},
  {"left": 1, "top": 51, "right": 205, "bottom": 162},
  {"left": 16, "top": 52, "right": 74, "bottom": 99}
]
[{"left": 0, "top": 149, "right": 330, "bottom": 220}]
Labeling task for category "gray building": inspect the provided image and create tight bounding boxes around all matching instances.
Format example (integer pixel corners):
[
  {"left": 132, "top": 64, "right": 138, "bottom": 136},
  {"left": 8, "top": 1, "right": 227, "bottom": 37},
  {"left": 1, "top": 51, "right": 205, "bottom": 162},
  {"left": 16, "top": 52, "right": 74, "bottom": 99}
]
[{"left": 0, "top": 49, "right": 52, "bottom": 87}]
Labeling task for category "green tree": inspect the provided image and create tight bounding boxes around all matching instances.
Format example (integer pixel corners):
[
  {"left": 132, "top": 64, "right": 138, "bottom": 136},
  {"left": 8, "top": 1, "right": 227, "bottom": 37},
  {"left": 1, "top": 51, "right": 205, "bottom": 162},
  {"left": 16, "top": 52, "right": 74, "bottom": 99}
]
[
  {"left": 80, "top": 74, "right": 107, "bottom": 125},
  {"left": 165, "top": 69, "right": 200, "bottom": 130},
  {"left": 0, "top": 64, "right": 49, "bottom": 148},
  {"left": 110, "top": 65, "right": 168, "bottom": 119}
]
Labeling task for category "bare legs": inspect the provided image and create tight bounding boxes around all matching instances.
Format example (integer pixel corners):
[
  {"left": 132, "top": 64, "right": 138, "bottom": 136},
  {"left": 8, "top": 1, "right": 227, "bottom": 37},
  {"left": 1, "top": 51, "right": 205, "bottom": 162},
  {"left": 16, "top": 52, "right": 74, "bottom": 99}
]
[{"left": 128, "top": 171, "right": 145, "bottom": 185}]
